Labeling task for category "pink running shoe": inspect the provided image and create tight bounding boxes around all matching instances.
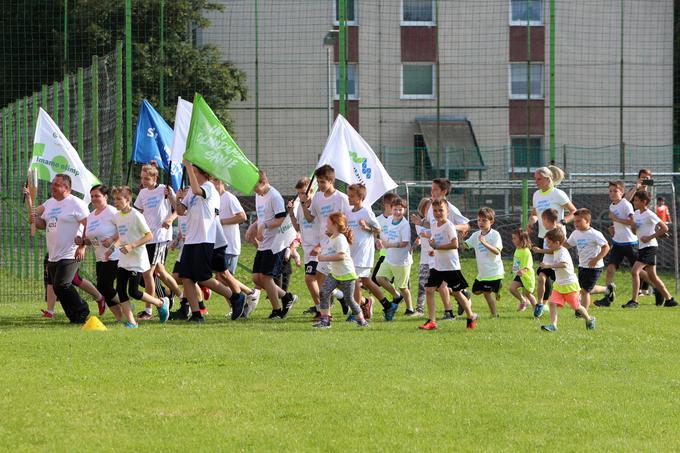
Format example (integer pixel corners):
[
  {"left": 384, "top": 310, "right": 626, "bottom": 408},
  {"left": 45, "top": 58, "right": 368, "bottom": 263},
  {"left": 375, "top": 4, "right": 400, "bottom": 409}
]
[
  {"left": 97, "top": 297, "right": 106, "bottom": 316},
  {"left": 517, "top": 301, "right": 527, "bottom": 312},
  {"left": 41, "top": 309, "right": 54, "bottom": 319},
  {"left": 361, "top": 297, "right": 373, "bottom": 320}
]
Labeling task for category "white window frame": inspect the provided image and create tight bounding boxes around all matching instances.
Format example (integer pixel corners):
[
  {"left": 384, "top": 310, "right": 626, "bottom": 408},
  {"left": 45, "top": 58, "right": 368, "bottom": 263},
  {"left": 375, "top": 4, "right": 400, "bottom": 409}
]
[
  {"left": 508, "top": 63, "right": 544, "bottom": 100},
  {"left": 509, "top": 0, "right": 544, "bottom": 26},
  {"left": 333, "top": 0, "right": 357, "bottom": 26},
  {"left": 401, "top": 0, "right": 436, "bottom": 26},
  {"left": 334, "top": 63, "right": 359, "bottom": 100},
  {"left": 400, "top": 63, "right": 436, "bottom": 100},
  {"left": 509, "top": 135, "right": 544, "bottom": 173}
]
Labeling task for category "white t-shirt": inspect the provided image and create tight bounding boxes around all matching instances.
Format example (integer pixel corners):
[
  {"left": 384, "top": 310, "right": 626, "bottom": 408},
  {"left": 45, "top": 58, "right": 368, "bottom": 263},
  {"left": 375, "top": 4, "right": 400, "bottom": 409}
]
[
  {"left": 181, "top": 182, "right": 219, "bottom": 245},
  {"left": 41, "top": 195, "right": 89, "bottom": 262},
  {"left": 176, "top": 215, "right": 189, "bottom": 261},
  {"left": 384, "top": 216, "right": 412, "bottom": 266},
  {"left": 296, "top": 203, "right": 320, "bottom": 262},
  {"left": 134, "top": 185, "right": 174, "bottom": 243},
  {"left": 85, "top": 205, "right": 120, "bottom": 262},
  {"left": 326, "top": 234, "right": 356, "bottom": 280},
  {"left": 430, "top": 219, "right": 459, "bottom": 271},
  {"left": 219, "top": 190, "right": 244, "bottom": 255},
  {"left": 415, "top": 225, "right": 433, "bottom": 267},
  {"left": 346, "top": 206, "right": 380, "bottom": 268},
  {"left": 376, "top": 213, "right": 390, "bottom": 257},
  {"left": 567, "top": 228, "right": 608, "bottom": 268},
  {"left": 634, "top": 209, "right": 662, "bottom": 249},
  {"left": 540, "top": 224, "right": 565, "bottom": 265},
  {"left": 214, "top": 214, "right": 228, "bottom": 249},
  {"left": 425, "top": 201, "right": 469, "bottom": 228},
  {"left": 552, "top": 247, "right": 579, "bottom": 287},
  {"left": 255, "top": 186, "right": 287, "bottom": 252},
  {"left": 609, "top": 199, "right": 637, "bottom": 244},
  {"left": 465, "top": 229, "right": 504, "bottom": 280},
  {"left": 533, "top": 187, "right": 570, "bottom": 238},
  {"left": 114, "top": 209, "right": 151, "bottom": 273},
  {"left": 310, "top": 190, "right": 350, "bottom": 250}
]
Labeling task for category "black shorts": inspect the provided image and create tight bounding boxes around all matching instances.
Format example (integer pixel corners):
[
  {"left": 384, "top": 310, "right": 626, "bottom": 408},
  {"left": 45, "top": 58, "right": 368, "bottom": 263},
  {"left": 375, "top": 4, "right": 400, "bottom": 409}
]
[
  {"left": 252, "top": 249, "right": 285, "bottom": 277},
  {"left": 606, "top": 243, "right": 637, "bottom": 268},
  {"left": 146, "top": 242, "right": 168, "bottom": 266},
  {"left": 537, "top": 267, "right": 555, "bottom": 280},
  {"left": 472, "top": 279, "right": 502, "bottom": 294},
  {"left": 44, "top": 255, "right": 83, "bottom": 286},
  {"left": 304, "top": 260, "right": 318, "bottom": 276},
  {"left": 636, "top": 247, "right": 657, "bottom": 266},
  {"left": 211, "top": 245, "right": 228, "bottom": 273},
  {"left": 179, "top": 243, "right": 214, "bottom": 283},
  {"left": 426, "top": 269, "right": 468, "bottom": 292},
  {"left": 172, "top": 257, "right": 183, "bottom": 275},
  {"left": 578, "top": 267, "right": 603, "bottom": 293},
  {"left": 513, "top": 275, "right": 523, "bottom": 285}
]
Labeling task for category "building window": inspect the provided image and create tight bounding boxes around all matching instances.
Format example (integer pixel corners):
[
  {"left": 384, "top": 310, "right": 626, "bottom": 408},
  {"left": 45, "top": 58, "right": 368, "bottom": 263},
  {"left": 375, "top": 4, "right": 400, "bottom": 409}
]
[
  {"left": 190, "top": 23, "right": 203, "bottom": 48},
  {"left": 401, "top": 64, "right": 435, "bottom": 99},
  {"left": 335, "top": 64, "right": 358, "bottom": 100},
  {"left": 510, "top": 136, "right": 543, "bottom": 171},
  {"left": 402, "top": 0, "right": 435, "bottom": 26},
  {"left": 334, "top": 0, "right": 356, "bottom": 25},
  {"left": 509, "top": 63, "right": 544, "bottom": 99},
  {"left": 509, "top": 0, "right": 543, "bottom": 26}
]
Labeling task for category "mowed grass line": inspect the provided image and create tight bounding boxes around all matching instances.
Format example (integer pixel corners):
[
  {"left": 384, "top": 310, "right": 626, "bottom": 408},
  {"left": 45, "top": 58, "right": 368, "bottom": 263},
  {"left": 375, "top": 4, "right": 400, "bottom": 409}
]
[{"left": 0, "top": 245, "right": 679, "bottom": 451}]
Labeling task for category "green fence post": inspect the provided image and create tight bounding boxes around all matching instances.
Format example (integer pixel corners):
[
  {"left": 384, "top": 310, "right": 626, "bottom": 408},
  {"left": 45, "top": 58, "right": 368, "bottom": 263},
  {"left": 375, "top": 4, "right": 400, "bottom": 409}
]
[
  {"left": 159, "top": 0, "right": 165, "bottom": 116},
  {"left": 53, "top": 81, "right": 59, "bottom": 126},
  {"left": 16, "top": 101, "right": 25, "bottom": 278},
  {"left": 63, "top": 74, "right": 70, "bottom": 139},
  {"left": 112, "top": 41, "right": 123, "bottom": 187},
  {"left": 32, "top": 93, "right": 40, "bottom": 280},
  {"left": 41, "top": 85, "right": 48, "bottom": 110},
  {"left": 77, "top": 67, "right": 84, "bottom": 158},
  {"left": 521, "top": 179, "right": 529, "bottom": 229},
  {"left": 8, "top": 104, "right": 15, "bottom": 275},
  {"left": 125, "top": 0, "right": 133, "bottom": 163},
  {"left": 338, "top": 0, "right": 347, "bottom": 117},
  {"left": 92, "top": 55, "right": 100, "bottom": 175},
  {"left": 2, "top": 108, "right": 7, "bottom": 271},
  {"left": 24, "top": 97, "right": 30, "bottom": 279}
]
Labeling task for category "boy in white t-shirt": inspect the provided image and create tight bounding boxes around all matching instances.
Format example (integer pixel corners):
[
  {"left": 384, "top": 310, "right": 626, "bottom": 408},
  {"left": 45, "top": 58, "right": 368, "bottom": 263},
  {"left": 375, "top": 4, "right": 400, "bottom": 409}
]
[
  {"left": 289, "top": 177, "right": 322, "bottom": 315},
  {"left": 247, "top": 170, "right": 298, "bottom": 320},
  {"left": 105, "top": 186, "right": 170, "bottom": 327},
  {"left": 465, "top": 207, "right": 504, "bottom": 317},
  {"left": 299, "top": 165, "right": 350, "bottom": 315},
  {"left": 134, "top": 163, "right": 180, "bottom": 319},
  {"left": 530, "top": 208, "right": 560, "bottom": 318},
  {"left": 566, "top": 209, "right": 610, "bottom": 312},
  {"left": 373, "top": 192, "right": 398, "bottom": 286},
  {"left": 346, "top": 183, "right": 390, "bottom": 320},
  {"left": 376, "top": 197, "right": 414, "bottom": 320},
  {"left": 539, "top": 227, "right": 596, "bottom": 332},
  {"left": 169, "top": 161, "right": 246, "bottom": 323},
  {"left": 595, "top": 181, "right": 640, "bottom": 307},
  {"left": 419, "top": 199, "right": 477, "bottom": 331},
  {"left": 624, "top": 190, "right": 677, "bottom": 308}
]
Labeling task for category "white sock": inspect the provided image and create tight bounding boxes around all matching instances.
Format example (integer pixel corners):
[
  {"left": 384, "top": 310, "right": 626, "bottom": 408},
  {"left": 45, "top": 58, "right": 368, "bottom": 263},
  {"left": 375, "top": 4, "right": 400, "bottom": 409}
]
[
  {"left": 144, "top": 308, "right": 153, "bottom": 315},
  {"left": 332, "top": 289, "right": 344, "bottom": 299}
]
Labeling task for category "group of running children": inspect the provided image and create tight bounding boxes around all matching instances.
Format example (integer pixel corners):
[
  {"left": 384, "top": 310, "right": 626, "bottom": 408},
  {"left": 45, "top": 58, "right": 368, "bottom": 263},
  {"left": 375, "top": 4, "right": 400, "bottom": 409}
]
[{"left": 37, "top": 161, "right": 676, "bottom": 332}]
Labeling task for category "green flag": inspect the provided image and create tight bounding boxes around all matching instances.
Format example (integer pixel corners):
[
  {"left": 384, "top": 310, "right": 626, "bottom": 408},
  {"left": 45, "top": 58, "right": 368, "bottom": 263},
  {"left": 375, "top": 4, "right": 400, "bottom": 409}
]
[{"left": 184, "top": 93, "right": 259, "bottom": 194}]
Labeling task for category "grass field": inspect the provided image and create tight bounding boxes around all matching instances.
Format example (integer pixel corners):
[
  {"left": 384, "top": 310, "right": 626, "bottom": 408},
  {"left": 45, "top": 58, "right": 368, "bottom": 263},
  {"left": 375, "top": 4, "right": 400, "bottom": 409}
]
[{"left": 1, "top": 244, "right": 679, "bottom": 452}]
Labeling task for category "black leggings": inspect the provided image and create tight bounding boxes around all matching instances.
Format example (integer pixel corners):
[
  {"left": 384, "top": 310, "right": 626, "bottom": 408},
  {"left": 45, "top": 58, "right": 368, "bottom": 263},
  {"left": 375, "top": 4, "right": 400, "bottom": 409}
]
[
  {"left": 116, "top": 268, "right": 145, "bottom": 303},
  {"left": 96, "top": 261, "right": 119, "bottom": 307}
]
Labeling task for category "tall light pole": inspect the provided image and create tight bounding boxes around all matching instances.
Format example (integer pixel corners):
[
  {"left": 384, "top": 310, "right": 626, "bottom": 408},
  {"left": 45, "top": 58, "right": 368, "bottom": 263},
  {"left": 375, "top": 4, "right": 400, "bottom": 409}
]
[{"left": 323, "top": 30, "right": 339, "bottom": 134}]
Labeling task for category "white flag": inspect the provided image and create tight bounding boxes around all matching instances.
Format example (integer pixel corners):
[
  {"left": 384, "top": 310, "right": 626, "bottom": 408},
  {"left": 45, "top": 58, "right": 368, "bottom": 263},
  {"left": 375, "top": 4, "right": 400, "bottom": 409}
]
[
  {"left": 30, "top": 108, "right": 100, "bottom": 203},
  {"left": 317, "top": 115, "right": 397, "bottom": 206},
  {"left": 170, "top": 97, "right": 193, "bottom": 163}
]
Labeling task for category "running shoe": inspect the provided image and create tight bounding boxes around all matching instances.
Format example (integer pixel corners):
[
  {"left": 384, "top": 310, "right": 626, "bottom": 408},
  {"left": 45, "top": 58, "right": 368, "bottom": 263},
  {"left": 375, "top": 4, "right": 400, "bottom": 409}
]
[
  {"left": 533, "top": 303, "right": 545, "bottom": 318},
  {"left": 541, "top": 324, "right": 557, "bottom": 332},
  {"left": 41, "top": 309, "right": 54, "bottom": 319},
  {"left": 586, "top": 317, "right": 596, "bottom": 330},
  {"left": 664, "top": 298, "right": 678, "bottom": 307},
  {"left": 517, "top": 301, "right": 527, "bottom": 312},
  {"left": 200, "top": 286, "right": 212, "bottom": 301},
  {"left": 594, "top": 297, "right": 611, "bottom": 307},
  {"left": 346, "top": 314, "right": 356, "bottom": 323},
  {"left": 158, "top": 297, "right": 170, "bottom": 323},
  {"left": 654, "top": 288, "right": 665, "bottom": 306},
  {"left": 355, "top": 317, "right": 369, "bottom": 327},
  {"left": 124, "top": 321, "right": 139, "bottom": 329},
  {"left": 404, "top": 309, "right": 416, "bottom": 316},
  {"left": 384, "top": 302, "right": 398, "bottom": 321},
  {"left": 96, "top": 297, "right": 106, "bottom": 316},
  {"left": 280, "top": 293, "right": 298, "bottom": 319},
  {"left": 230, "top": 293, "right": 246, "bottom": 320},
  {"left": 441, "top": 311, "right": 456, "bottom": 321},
  {"left": 361, "top": 297, "right": 373, "bottom": 320},
  {"left": 606, "top": 283, "right": 616, "bottom": 302},
  {"left": 621, "top": 300, "right": 639, "bottom": 309},
  {"left": 303, "top": 306, "right": 318, "bottom": 316},
  {"left": 419, "top": 320, "right": 437, "bottom": 330},
  {"left": 312, "top": 317, "right": 331, "bottom": 329},
  {"left": 466, "top": 313, "right": 478, "bottom": 330},
  {"left": 137, "top": 310, "right": 153, "bottom": 320},
  {"left": 243, "top": 289, "right": 261, "bottom": 318}
]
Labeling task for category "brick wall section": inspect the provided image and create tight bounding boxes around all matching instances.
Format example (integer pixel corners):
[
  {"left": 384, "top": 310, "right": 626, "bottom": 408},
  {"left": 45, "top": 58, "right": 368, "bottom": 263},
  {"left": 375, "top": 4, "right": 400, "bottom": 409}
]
[{"left": 401, "top": 26, "right": 437, "bottom": 62}]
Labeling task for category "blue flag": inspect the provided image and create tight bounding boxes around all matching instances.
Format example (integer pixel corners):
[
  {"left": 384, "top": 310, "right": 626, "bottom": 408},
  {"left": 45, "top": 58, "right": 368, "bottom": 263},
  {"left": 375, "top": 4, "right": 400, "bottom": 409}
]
[{"left": 131, "top": 100, "right": 182, "bottom": 191}]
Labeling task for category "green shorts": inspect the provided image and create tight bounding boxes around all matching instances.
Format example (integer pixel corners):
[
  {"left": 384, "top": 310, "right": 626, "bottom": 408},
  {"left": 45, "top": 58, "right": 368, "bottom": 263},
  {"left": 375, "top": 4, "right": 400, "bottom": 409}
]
[{"left": 377, "top": 262, "right": 411, "bottom": 289}]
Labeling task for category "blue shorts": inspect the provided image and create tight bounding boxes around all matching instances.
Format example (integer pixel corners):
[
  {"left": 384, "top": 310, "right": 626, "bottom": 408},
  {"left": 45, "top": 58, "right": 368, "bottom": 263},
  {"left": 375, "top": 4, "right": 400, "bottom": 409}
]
[{"left": 225, "top": 253, "right": 239, "bottom": 275}]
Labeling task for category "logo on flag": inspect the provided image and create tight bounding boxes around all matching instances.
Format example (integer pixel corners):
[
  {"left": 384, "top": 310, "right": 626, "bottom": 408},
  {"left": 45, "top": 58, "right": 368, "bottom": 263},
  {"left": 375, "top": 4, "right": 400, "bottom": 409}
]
[{"left": 30, "top": 108, "right": 100, "bottom": 202}]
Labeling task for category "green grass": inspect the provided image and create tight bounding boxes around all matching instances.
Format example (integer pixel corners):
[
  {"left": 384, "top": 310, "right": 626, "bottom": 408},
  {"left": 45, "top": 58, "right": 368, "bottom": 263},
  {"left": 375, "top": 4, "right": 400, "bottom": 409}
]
[{"left": 1, "top": 245, "right": 679, "bottom": 451}]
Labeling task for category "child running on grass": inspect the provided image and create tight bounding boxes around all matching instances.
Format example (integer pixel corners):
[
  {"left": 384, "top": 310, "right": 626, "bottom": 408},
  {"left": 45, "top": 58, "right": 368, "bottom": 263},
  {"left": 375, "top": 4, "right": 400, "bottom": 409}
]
[
  {"left": 419, "top": 199, "right": 477, "bottom": 331},
  {"left": 376, "top": 196, "right": 414, "bottom": 320},
  {"left": 566, "top": 208, "right": 610, "bottom": 312},
  {"left": 412, "top": 197, "right": 432, "bottom": 316},
  {"left": 539, "top": 228, "right": 596, "bottom": 332},
  {"left": 465, "top": 207, "right": 504, "bottom": 317},
  {"left": 508, "top": 229, "right": 538, "bottom": 315},
  {"left": 625, "top": 190, "right": 677, "bottom": 308},
  {"left": 373, "top": 192, "right": 398, "bottom": 286},
  {"left": 346, "top": 183, "right": 387, "bottom": 320},
  {"left": 105, "top": 186, "right": 170, "bottom": 328},
  {"left": 314, "top": 212, "right": 368, "bottom": 329},
  {"left": 531, "top": 208, "right": 560, "bottom": 317}
]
